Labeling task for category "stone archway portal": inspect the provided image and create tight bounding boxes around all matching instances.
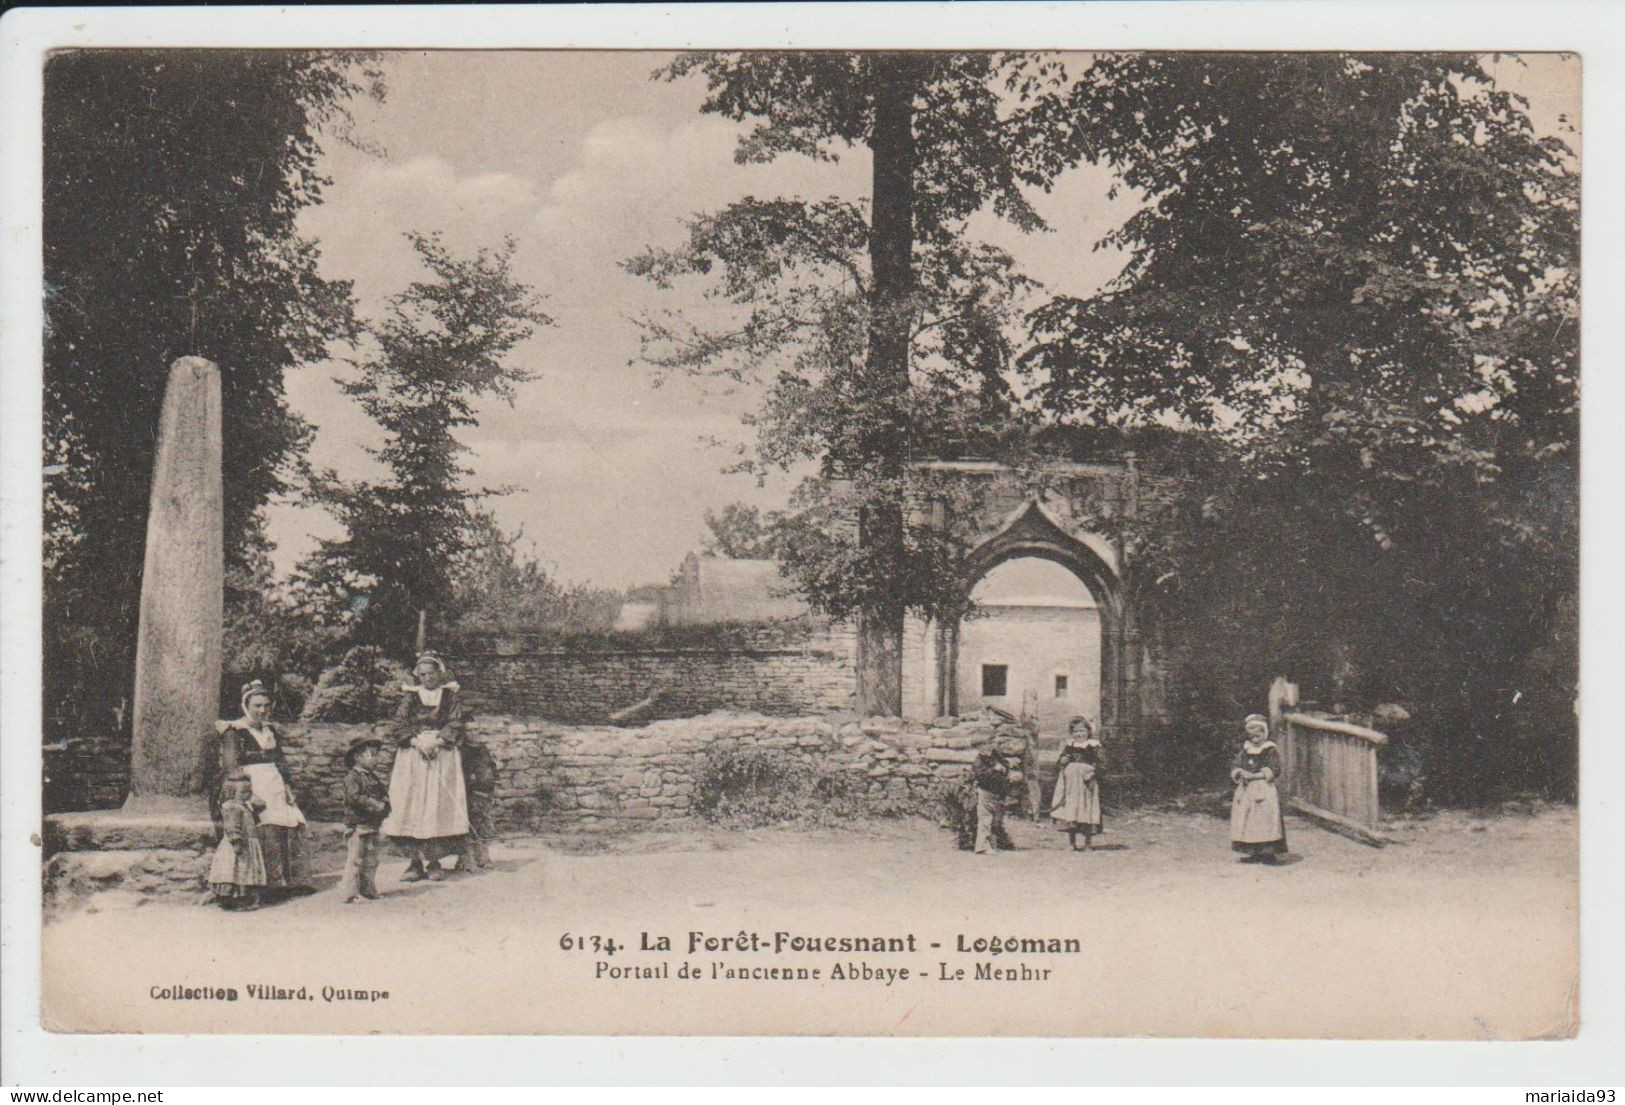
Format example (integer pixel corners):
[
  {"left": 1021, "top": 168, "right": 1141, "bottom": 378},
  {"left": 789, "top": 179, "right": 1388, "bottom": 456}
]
[{"left": 926, "top": 501, "right": 1129, "bottom": 748}]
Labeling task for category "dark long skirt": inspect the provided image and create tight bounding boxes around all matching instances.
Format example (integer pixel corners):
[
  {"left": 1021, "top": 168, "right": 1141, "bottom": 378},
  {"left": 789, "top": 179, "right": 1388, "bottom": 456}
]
[
  {"left": 391, "top": 834, "right": 469, "bottom": 864},
  {"left": 258, "top": 824, "right": 312, "bottom": 891},
  {"left": 1231, "top": 837, "right": 1288, "bottom": 856}
]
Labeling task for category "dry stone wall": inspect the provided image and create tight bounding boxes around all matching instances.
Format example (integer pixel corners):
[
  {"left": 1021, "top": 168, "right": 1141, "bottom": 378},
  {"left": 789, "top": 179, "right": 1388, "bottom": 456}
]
[
  {"left": 444, "top": 623, "right": 858, "bottom": 723},
  {"left": 278, "top": 711, "right": 1034, "bottom": 832},
  {"left": 44, "top": 732, "right": 131, "bottom": 812}
]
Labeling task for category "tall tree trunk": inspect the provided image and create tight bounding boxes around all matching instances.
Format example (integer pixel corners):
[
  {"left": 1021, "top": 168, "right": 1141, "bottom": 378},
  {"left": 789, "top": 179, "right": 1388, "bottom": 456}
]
[{"left": 856, "top": 53, "right": 919, "bottom": 716}]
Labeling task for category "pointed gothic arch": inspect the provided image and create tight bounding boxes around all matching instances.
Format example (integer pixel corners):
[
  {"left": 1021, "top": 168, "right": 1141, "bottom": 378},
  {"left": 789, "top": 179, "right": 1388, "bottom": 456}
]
[{"left": 909, "top": 499, "right": 1140, "bottom": 756}]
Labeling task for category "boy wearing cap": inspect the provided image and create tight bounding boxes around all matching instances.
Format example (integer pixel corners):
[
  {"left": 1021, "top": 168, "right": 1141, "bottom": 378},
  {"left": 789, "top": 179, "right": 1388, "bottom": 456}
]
[
  {"left": 971, "top": 744, "right": 1012, "bottom": 855},
  {"left": 341, "top": 735, "right": 391, "bottom": 902}
]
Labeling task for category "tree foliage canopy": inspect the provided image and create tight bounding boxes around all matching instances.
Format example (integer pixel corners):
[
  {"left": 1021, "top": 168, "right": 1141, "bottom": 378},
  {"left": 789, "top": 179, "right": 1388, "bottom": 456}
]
[
  {"left": 299, "top": 233, "right": 553, "bottom": 650},
  {"left": 632, "top": 52, "right": 1091, "bottom": 634},
  {"left": 43, "top": 49, "right": 378, "bottom": 737},
  {"left": 447, "top": 513, "right": 623, "bottom": 636},
  {"left": 1019, "top": 54, "right": 1578, "bottom": 798},
  {"left": 700, "top": 503, "right": 786, "bottom": 560},
  {"left": 663, "top": 52, "right": 1072, "bottom": 239},
  {"left": 1025, "top": 54, "right": 1575, "bottom": 463}
]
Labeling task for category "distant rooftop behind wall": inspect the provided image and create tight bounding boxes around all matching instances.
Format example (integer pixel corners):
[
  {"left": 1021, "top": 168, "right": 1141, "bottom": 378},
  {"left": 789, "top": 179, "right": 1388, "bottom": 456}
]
[{"left": 616, "top": 555, "right": 810, "bottom": 631}]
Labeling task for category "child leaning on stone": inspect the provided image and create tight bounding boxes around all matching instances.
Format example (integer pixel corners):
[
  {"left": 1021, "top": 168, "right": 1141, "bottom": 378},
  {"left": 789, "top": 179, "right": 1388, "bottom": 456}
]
[
  {"left": 208, "top": 773, "right": 268, "bottom": 911},
  {"left": 458, "top": 739, "right": 498, "bottom": 872}
]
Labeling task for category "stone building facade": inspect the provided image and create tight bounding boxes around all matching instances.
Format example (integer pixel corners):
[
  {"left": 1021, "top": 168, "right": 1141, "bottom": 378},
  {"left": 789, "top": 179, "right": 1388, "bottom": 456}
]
[
  {"left": 44, "top": 456, "right": 1183, "bottom": 816},
  {"left": 893, "top": 458, "right": 1178, "bottom": 781}
]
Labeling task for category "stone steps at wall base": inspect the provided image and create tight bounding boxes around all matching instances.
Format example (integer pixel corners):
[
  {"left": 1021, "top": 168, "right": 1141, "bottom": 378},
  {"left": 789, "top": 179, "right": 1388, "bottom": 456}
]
[{"left": 42, "top": 815, "right": 348, "bottom": 917}]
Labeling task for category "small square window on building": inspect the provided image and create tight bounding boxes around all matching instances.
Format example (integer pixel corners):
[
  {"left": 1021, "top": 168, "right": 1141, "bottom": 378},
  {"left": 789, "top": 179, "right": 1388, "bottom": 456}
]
[
  {"left": 981, "top": 664, "right": 1008, "bottom": 698},
  {"left": 1055, "top": 674, "right": 1069, "bottom": 698}
]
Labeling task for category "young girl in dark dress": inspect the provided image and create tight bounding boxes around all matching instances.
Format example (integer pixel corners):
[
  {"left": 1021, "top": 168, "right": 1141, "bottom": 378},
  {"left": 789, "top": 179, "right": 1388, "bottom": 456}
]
[
  {"left": 1051, "top": 718, "right": 1104, "bottom": 851},
  {"left": 1230, "top": 713, "right": 1288, "bottom": 863}
]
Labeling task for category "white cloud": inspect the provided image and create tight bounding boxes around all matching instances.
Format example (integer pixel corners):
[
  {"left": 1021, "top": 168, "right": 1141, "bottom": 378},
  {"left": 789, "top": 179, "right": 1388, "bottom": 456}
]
[
  {"left": 532, "top": 114, "right": 866, "bottom": 277},
  {"left": 379, "top": 154, "right": 541, "bottom": 209},
  {"left": 280, "top": 108, "right": 839, "bottom": 587},
  {"left": 298, "top": 151, "right": 547, "bottom": 310}
]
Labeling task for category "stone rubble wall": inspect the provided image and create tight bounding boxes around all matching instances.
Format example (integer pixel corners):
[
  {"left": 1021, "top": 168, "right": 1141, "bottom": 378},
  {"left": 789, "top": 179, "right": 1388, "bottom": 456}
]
[
  {"left": 444, "top": 623, "right": 858, "bottom": 723},
  {"left": 44, "top": 733, "right": 131, "bottom": 813},
  {"left": 278, "top": 711, "right": 1035, "bottom": 832}
]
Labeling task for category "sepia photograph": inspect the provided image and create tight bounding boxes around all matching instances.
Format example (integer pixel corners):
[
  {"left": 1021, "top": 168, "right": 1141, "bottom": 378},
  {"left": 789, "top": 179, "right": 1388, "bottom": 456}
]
[{"left": 19, "top": 28, "right": 1583, "bottom": 1043}]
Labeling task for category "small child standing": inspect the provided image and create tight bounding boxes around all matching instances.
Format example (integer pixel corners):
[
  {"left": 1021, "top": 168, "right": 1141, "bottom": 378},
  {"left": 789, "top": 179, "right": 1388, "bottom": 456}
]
[
  {"left": 1051, "top": 718, "right": 1105, "bottom": 851},
  {"left": 1230, "top": 713, "right": 1288, "bottom": 863},
  {"left": 458, "top": 740, "right": 498, "bottom": 872},
  {"left": 209, "top": 773, "right": 267, "bottom": 910},
  {"left": 341, "top": 735, "right": 391, "bottom": 902},
  {"left": 971, "top": 745, "right": 1012, "bottom": 855}
]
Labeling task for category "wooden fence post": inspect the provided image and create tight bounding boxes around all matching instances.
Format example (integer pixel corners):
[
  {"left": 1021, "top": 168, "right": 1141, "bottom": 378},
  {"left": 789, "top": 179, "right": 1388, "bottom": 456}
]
[{"left": 1268, "top": 676, "right": 1298, "bottom": 794}]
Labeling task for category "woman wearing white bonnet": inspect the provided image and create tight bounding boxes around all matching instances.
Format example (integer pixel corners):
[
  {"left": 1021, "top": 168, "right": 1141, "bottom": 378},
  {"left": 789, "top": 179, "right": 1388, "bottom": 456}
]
[
  {"left": 212, "top": 679, "right": 312, "bottom": 897},
  {"left": 381, "top": 651, "right": 472, "bottom": 881}
]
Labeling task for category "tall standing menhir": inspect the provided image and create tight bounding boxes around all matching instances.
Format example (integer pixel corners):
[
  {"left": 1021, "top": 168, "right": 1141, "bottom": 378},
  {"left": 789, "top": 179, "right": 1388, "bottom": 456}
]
[{"left": 126, "top": 356, "right": 223, "bottom": 810}]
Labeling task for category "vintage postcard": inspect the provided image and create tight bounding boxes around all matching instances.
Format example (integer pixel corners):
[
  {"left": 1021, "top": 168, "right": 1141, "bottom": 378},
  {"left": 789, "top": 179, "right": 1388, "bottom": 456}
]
[{"left": 22, "top": 28, "right": 1579, "bottom": 1041}]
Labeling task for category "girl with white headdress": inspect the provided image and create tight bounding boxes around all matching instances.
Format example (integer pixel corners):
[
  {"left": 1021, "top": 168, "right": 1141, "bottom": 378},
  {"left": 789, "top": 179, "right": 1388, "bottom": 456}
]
[
  {"left": 1230, "top": 713, "right": 1288, "bottom": 863},
  {"left": 1050, "top": 717, "right": 1105, "bottom": 850},
  {"left": 381, "top": 652, "right": 471, "bottom": 881},
  {"left": 213, "top": 680, "right": 312, "bottom": 897}
]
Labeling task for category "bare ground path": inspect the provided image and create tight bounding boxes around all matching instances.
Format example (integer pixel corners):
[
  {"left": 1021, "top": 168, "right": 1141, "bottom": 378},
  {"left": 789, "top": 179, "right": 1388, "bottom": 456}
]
[{"left": 42, "top": 804, "right": 1576, "bottom": 1039}]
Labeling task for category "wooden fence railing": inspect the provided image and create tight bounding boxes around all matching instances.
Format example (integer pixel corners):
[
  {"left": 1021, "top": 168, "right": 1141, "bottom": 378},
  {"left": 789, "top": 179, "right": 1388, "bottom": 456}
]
[{"left": 1268, "top": 677, "right": 1388, "bottom": 846}]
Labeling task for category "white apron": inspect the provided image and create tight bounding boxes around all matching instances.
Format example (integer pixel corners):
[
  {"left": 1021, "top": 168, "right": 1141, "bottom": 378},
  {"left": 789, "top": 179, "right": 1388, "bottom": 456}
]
[
  {"left": 381, "top": 685, "right": 470, "bottom": 840},
  {"left": 1051, "top": 761, "right": 1102, "bottom": 827},
  {"left": 240, "top": 727, "right": 305, "bottom": 829},
  {"left": 1230, "top": 778, "right": 1284, "bottom": 843}
]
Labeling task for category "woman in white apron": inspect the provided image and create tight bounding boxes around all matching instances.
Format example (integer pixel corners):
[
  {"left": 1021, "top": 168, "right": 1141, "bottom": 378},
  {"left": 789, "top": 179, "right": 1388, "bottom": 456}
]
[
  {"left": 214, "top": 680, "right": 312, "bottom": 897},
  {"left": 1230, "top": 713, "right": 1288, "bottom": 863},
  {"left": 381, "top": 652, "right": 471, "bottom": 881}
]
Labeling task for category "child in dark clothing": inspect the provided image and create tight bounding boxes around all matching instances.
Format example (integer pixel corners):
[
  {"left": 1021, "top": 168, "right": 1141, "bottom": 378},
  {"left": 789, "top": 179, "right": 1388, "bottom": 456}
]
[
  {"left": 458, "top": 740, "right": 498, "bottom": 872},
  {"left": 971, "top": 746, "right": 1012, "bottom": 855},
  {"left": 1051, "top": 718, "right": 1105, "bottom": 851},
  {"left": 341, "top": 736, "right": 391, "bottom": 902},
  {"left": 1230, "top": 713, "right": 1288, "bottom": 863}
]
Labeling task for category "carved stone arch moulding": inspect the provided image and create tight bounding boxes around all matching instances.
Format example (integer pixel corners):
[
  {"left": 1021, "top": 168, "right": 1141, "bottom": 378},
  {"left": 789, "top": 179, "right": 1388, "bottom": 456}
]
[{"left": 937, "top": 499, "right": 1133, "bottom": 739}]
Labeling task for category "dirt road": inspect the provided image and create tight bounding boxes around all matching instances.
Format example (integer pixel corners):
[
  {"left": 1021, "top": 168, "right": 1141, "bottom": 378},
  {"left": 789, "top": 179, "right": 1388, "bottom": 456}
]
[{"left": 42, "top": 804, "right": 1577, "bottom": 1039}]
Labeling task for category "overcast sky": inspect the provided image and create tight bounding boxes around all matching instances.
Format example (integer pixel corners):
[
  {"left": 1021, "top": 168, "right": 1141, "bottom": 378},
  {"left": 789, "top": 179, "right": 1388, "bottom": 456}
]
[{"left": 268, "top": 50, "right": 1578, "bottom": 592}]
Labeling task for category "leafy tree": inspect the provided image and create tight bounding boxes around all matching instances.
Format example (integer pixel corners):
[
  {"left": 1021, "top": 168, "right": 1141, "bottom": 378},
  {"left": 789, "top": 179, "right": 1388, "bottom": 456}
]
[
  {"left": 634, "top": 52, "right": 1081, "bottom": 714},
  {"left": 1023, "top": 54, "right": 1578, "bottom": 799},
  {"left": 43, "top": 50, "right": 378, "bottom": 746},
  {"left": 300, "top": 233, "right": 553, "bottom": 651},
  {"left": 699, "top": 503, "right": 786, "bottom": 560},
  {"left": 220, "top": 528, "right": 347, "bottom": 719}
]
